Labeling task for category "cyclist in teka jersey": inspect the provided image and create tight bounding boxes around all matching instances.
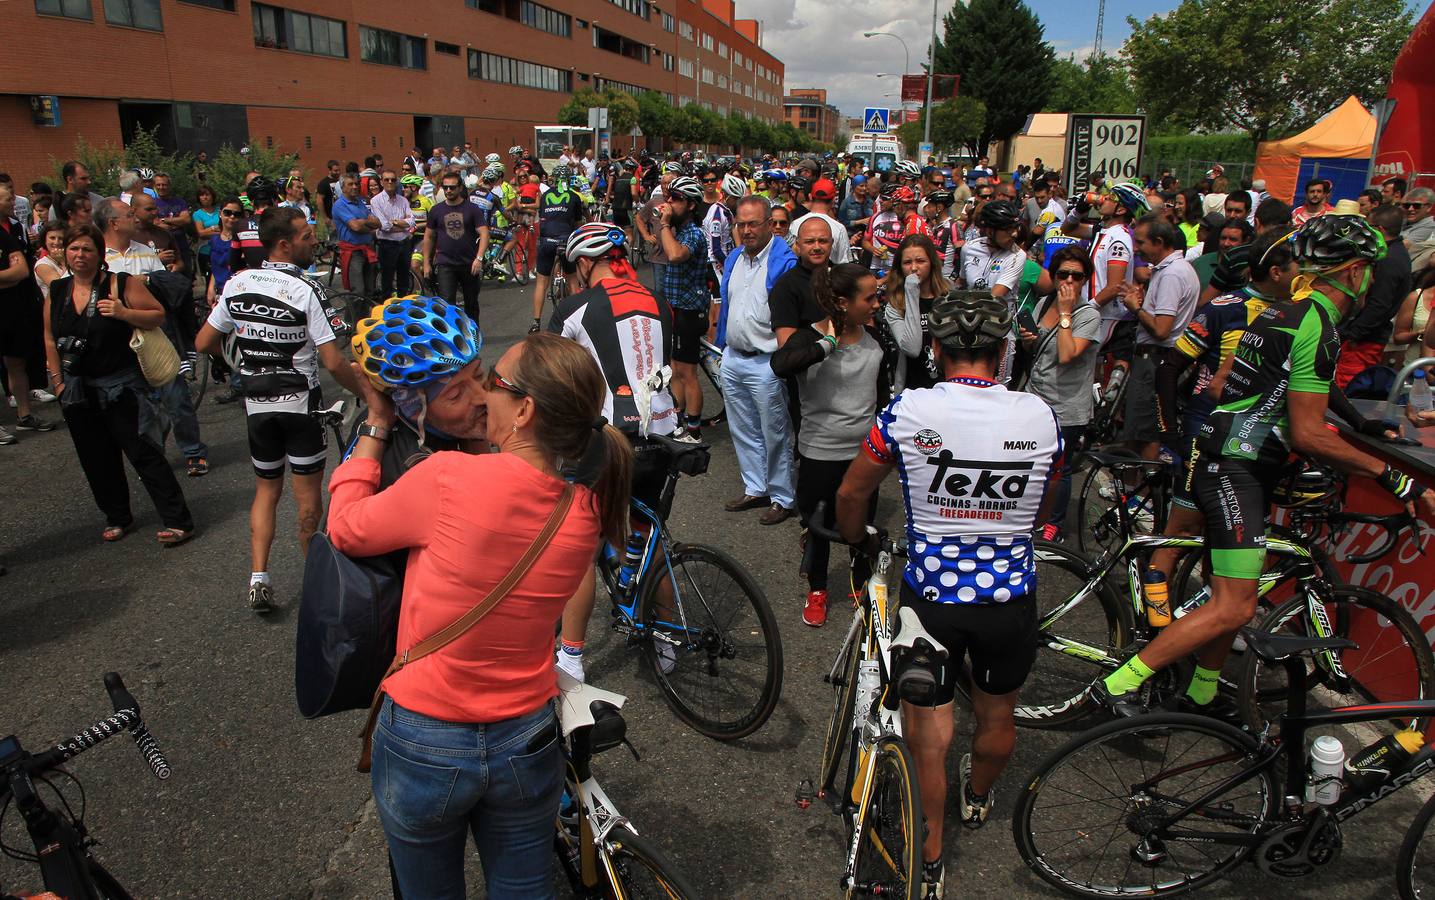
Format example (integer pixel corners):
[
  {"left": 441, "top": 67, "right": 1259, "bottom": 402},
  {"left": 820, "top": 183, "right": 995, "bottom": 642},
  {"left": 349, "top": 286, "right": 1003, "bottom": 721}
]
[
  {"left": 529, "top": 165, "right": 587, "bottom": 334},
  {"left": 196, "top": 207, "right": 362, "bottom": 613},
  {"left": 836, "top": 290, "right": 1062, "bottom": 899},
  {"left": 546, "top": 222, "right": 679, "bottom": 683},
  {"left": 1093, "top": 214, "right": 1435, "bottom": 719}
]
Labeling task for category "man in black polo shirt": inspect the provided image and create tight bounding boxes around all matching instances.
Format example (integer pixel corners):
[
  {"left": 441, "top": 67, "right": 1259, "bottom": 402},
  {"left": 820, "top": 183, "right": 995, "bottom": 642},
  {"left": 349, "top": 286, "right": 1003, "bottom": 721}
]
[{"left": 770, "top": 216, "right": 835, "bottom": 434}]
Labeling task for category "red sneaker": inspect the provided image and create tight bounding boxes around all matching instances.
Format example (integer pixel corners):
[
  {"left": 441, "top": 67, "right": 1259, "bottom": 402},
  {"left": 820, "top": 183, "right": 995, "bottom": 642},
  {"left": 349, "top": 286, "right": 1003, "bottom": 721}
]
[
  {"left": 1040, "top": 522, "right": 1062, "bottom": 542},
  {"left": 802, "top": 590, "right": 829, "bottom": 627}
]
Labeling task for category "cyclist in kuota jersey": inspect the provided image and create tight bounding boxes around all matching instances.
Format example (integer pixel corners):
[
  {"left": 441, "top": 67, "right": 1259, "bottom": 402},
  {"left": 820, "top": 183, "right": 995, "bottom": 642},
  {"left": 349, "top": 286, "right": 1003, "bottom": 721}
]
[
  {"left": 1095, "top": 214, "right": 1435, "bottom": 718},
  {"left": 836, "top": 289, "right": 1062, "bottom": 899}
]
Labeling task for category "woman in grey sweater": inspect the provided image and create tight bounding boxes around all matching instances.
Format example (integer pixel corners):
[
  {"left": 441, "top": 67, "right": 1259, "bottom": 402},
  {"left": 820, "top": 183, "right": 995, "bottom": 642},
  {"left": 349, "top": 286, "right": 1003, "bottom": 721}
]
[{"left": 771, "top": 262, "right": 896, "bottom": 627}]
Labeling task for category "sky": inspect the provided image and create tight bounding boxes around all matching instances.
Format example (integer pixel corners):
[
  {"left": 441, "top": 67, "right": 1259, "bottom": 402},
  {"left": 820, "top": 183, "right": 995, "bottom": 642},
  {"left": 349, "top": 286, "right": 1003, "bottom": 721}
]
[{"left": 759, "top": 0, "right": 1173, "bottom": 120}]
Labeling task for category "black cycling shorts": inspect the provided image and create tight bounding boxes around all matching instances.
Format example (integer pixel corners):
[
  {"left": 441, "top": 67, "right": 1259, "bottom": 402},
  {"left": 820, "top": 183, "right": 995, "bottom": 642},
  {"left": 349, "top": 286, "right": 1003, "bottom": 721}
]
[
  {"left": 1192, "top": 457, "right": 1273, "bottom": 579},
  {"left": 562, "top": 432, "right": 668, "bottom": 512},
  {"left": 671, "top": 308, "right": 709, "bottom": 364},
  {"left": 612, "top": 207, "right": 632, "bottom": 228},
  {"left": 900, "top": 582, "right": 1038, "bottom": 701},
  {"left": 248, "top": 407, "right": 326, "bottom": 479},
  {"left": 536, "top": 239, "right": 577, "bottom": 277}
]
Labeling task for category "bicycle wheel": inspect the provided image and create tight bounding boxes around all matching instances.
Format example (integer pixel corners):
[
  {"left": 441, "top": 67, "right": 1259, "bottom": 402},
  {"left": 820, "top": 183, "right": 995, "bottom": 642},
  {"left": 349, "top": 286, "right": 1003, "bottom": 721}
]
[
  {"left": 847, "top": 736, "right": 922, "bottom": 900},
  {"left": 1013, "top": 713, "right": 1276, "bottom": 898},
  {"left": 87, "top": 857, "right": 137, "bottom": 899},
  {"left": 188, "top": 349, "right": 209, "bottom": 406},
  {"left": 640, "top": 542, "right": 782, "bottom": 740},
  {"left": 601, "top": 828, "right": 701, "bottom": 900},
  {"left": 818, "top": 621, "right": 862, "bottom": 796},
  {"left": 1398, "top": 790, "right": 1435, "bottom": 900},
  {"left": 1239, "top": 586, "right": 1435, "bottom": 734},
  {"left": 1011, "top": 541, "right": 1133, "bottom": 727},
  {"left": 1075, "top": 455, "right": 1152, "bottom": 559}
]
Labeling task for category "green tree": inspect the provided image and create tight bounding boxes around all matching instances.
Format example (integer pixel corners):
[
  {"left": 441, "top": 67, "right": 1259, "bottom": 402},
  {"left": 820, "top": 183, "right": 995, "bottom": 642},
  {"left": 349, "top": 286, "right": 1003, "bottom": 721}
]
[
  {"left": 933, "top": 0, "right": 1055, "bottom": 156},
  {"left": 207, "top": 143, "right": 301, "bottom": 205},
  {"left": 1122, "top": 0, "right": 1412, "bottom": 142},
  {"left": 1044, "top": 54, "right": 1137, "bottom": 114},
  {"left": 897, "top": 96, "right": 989, "bottom": 157},
  {"left": 557, "top": 88, "right": 639, "bottom": 136},
  {"left": 637, "top": 91, "right": 677, "bottom": 143}
]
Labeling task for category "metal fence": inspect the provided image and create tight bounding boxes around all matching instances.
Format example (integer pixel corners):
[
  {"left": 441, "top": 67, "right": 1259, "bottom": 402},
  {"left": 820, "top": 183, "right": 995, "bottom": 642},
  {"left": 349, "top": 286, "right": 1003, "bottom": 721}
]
[{"left": 1150, "top": 158, "right": 1256, "bottom": 188}]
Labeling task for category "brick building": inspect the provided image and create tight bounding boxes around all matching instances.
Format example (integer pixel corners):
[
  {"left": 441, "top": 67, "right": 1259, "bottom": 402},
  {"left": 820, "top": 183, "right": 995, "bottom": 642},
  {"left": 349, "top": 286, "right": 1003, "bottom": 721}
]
[
  {"left": 783, "top": 88, "right": 840, "bottom": 146},
  {"left": 1, "top": 0, "right": 785, "bottom": 187}
]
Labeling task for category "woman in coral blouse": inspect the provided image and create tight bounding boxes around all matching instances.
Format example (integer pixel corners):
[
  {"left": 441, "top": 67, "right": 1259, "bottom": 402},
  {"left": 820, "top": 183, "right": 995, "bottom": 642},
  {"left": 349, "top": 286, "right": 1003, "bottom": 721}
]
[{"left": 327, "top": 331, "right": 633, "bottom": 899}]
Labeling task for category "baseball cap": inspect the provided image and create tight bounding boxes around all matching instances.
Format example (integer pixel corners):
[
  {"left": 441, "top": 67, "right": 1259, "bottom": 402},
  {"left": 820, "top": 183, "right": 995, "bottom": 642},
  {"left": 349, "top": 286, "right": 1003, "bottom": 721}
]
[{"left": 811, "top": 178, "right": 837, "bottom": 202}]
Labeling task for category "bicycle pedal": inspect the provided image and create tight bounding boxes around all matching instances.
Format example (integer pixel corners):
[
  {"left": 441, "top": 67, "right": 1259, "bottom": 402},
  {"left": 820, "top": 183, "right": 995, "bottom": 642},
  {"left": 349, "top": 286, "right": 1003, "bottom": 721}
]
[{"left": 795, "top": 778, "right": 815, "bottom": 810}]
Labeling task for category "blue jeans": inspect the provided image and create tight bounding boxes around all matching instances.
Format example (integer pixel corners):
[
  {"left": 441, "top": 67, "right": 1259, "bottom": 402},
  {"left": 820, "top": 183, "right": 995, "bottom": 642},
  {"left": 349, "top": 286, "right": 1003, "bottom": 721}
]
[
  {"left": 372, "top": 697, "right": 563, "bottom": 900},
  {"left": 720, "top": 347, "right": 796, "bottom": 508},
  {"left": 140, "top": 377, "right": 207, "bottom": 461},
  {"left": 1049, "top": 423, "right": 1086, "bottom": 530}
]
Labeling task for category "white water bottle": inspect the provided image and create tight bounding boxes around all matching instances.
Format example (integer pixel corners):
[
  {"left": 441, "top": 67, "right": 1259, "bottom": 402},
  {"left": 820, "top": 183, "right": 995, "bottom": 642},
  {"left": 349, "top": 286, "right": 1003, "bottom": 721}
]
[
  {"left": 1411, "top": 369, "right": 1433, "bottom": 417},
  {"left": 1306, "top": 735, "right": 1346, "bottom": 805}
]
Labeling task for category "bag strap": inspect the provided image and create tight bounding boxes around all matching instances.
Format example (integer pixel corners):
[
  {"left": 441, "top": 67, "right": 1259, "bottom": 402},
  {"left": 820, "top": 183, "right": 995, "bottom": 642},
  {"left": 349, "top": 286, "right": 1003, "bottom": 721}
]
[{"left": 357, "top": 483, "right": 576, "bottom": 771}]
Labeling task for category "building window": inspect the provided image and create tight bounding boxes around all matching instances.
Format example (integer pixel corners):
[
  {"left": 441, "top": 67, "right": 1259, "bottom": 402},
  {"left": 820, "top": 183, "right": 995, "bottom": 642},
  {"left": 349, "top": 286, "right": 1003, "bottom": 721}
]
[
  {"left": 718, "top": 74, "right": 727, "bottom": 89},
  {"left": 520, "top": 1, "right": 570, "bottom": 37},
  {"left": 678, "top": 21, "right": 693, "bottom": 40},
  {"left": 435, "top": 40, "right": 460, "bottom": 55},
  {"left": 466, "top": 0, "right": 500, "bottom": 10},
  {"left": 663, "top": 53, "right": 674, "bottom": 72},
  {"left": 340, "top": 136, "right": 346, "bottom": 149},
  {"left": 678, "top": 58, "right": 694, "bottom": 78},
  {"left": 266, "top": 136, "right": 274, "bottom": 149},
  {"left": 733, "top": 50, "right": 743, "bottom": 66},
  {"left": 592, "top": 25, "right": 649, "bottom": 63},
  {"left": 179, "top": 0, "right": 235, "bottom": 9},
  {"left": 253, "top": 3, "right": 347, "bottom": 59},
  {"left": 606, "top": 0, "right": 649, "bottom": 17},
  {"left": 468, "top": 49, "right": 573, "bottom": 92},
  {"left": 717, "top": 41, "right": 727, "bottom": 59},
  {"left": 700, "top": 32, "right": 713, "bottom": 51},
  {"left": 662, "top": 11, "right": 674, "bottom": 32},
  {"left": 305, "top": 136, "right": 312, "bottom": 148},
  {"left": 104, "top": 0, "right": 162, "bottom": 30},
  {"left": 35, "top": 0, "right": 91, "bottom": 18},
  {"left": 360, "top": 26, "right": 425, "bottom": 69},
  {"left": 595, "top": 77, "right": 648, "bottom": 96}
]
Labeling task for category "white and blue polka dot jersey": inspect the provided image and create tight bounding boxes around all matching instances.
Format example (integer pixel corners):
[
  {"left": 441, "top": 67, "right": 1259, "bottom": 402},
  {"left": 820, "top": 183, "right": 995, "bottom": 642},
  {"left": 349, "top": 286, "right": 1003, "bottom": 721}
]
[{"left": 864, "top": 378, "right": 1062, "bottom": 604}]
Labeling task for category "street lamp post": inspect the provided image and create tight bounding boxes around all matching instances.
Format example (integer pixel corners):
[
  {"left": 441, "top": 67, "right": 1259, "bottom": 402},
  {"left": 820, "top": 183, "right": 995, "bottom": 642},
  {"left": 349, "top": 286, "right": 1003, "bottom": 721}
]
[
  {"left": 923, "top": 0, "right": 938, "bottom": 153},
  {"left": 862, "top": 31, "right": 910, "bottom": 83}
]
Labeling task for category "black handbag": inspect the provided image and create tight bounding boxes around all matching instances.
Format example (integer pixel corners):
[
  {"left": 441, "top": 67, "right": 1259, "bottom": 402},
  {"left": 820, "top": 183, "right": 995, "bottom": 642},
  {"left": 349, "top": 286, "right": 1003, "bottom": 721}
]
[{"left": 294, "top": 535, "right": 403, "bottom": 719}]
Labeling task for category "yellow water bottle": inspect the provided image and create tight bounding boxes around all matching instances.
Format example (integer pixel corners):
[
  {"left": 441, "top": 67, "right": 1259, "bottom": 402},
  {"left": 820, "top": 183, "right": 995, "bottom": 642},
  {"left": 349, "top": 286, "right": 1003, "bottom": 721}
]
[{"left": 1144, "top": 568, "right": 1172, "bottom": 627}]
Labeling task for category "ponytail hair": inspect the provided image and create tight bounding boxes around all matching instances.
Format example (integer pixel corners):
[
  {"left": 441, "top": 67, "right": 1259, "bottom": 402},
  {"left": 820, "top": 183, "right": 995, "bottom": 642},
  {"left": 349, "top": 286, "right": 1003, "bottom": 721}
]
[
  {"left": 812, "top": 262, "right": 875, "bottom": 337},
  {"left": 511, "top": 332, "right": 633, "bottom": 545}
]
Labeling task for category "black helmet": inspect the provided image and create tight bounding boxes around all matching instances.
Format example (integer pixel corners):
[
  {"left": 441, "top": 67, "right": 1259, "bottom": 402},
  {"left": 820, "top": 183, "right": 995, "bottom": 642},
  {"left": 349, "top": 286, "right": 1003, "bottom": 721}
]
[
  {"left": 788, "top": 175, "right": 811, "bottom": 193},
  {"left": 928, "top": 289, "right": 1013, "bottom": 350},
  {"left": 925, "top": 189, "right": 955, "bottom": 208},
  {"left": 1293, "top": 214, "right": 1388, "bottom": 269},
  {"left": 978, "top": 199, "right": 1020, "bottom": 231},
  {"left": 245, "top": 174, "right": 278, "bottom": 204}
]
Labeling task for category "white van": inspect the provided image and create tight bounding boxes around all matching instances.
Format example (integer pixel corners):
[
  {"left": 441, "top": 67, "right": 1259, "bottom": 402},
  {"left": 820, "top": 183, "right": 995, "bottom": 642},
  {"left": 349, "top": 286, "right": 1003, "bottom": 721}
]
[{"left": 846, "top": 134, "right": 903, "bottom": 174}]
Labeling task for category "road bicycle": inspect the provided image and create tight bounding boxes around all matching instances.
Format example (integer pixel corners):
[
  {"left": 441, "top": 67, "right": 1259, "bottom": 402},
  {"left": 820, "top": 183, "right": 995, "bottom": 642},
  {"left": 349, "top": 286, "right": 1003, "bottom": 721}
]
[
  {"left": 1073, "top": 448, "right": 1177, "bottom": 558},
  {"left": 696, "top": 338, "right": 726, "bottom": 428},
  {"left": 1014, "top": 627, "right": 1435, "bottom": 898},
  {"left": 1082, "top": 359, "right": 1130, "bottom": 451},
  {"left": 1000, "top": 509, "right": 1432, "bottom": 731},
  {"left": 0, "top": 673, "right": 170, "bottom": 900},
  {"left": 596, "top": 432, "right": 782, "bottom": 740},
  {"left": 553, "top": 672, "right": 699, "bottom": 899},
  {"left": 545, "top": 264, "right": 568, "bottom": 311},
  {"left": 795, "top": 509, "right": 945, "bottom": 900},
  {"left": 507, "top": 216, "right": 535, "bottom": 285}
]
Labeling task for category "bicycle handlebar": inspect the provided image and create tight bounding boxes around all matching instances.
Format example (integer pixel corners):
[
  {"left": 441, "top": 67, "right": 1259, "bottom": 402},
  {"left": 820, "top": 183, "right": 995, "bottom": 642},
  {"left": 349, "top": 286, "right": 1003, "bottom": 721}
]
[
  {"left": 29, "top": 673, "right": 171, "bottom": 780},
  {"left": 1322, "top": 510, "right": 1422, "bottom": 565},
  {"left": 808, "top": 502, "right": 907, "bottom": 558}
]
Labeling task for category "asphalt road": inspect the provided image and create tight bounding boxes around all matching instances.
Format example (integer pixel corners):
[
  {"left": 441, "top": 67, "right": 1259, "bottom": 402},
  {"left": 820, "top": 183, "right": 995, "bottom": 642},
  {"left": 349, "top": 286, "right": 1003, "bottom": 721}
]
[{"left": 0, "top": 272, "right": 1426, "bottom": 899}]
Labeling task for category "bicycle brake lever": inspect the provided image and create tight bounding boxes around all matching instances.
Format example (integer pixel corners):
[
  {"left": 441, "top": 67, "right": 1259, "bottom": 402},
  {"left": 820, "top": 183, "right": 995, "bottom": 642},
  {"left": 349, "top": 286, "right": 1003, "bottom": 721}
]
[{"left": 621, "top": 738, "right": 641, "bottom": 762}]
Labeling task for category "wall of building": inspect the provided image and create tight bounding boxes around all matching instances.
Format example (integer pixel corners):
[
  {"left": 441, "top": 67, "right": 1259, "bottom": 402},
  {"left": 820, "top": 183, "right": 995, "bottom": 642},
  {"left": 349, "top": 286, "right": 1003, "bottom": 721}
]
[{"left": 0, "top": 0, "right": 785, "bottom": 187}]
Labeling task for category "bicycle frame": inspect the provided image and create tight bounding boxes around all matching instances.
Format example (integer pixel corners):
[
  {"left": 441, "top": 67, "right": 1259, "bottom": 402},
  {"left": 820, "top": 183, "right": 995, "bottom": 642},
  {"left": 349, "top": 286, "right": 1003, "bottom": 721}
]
[
  {"left": 1139, "top": 656, "right": 1435, "bottom": 851},
  {"left": 597, "top": 467, "right": 700, "bottom": 650}
]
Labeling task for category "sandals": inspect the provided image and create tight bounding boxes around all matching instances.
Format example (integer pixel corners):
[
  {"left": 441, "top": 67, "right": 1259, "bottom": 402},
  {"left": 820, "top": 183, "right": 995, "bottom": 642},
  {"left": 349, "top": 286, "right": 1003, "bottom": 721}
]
[
  {"left": 156, "top": 527, "right": 195, "bottom": 546},
  {"left": 102, "top": 523, "right": 134, "bottom": 542}
]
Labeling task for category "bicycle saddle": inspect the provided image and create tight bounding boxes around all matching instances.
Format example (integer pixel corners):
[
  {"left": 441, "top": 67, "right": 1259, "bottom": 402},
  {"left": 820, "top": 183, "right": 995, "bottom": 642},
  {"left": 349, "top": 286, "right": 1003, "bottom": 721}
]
[
  {"left": 556, "top": 670, "right": 626, "bottom": 738},
  {"left": 891, "top": 607, "right": 950, "bottom": 658},
  {"left": 1240, "top": 627, "right": 1355, "bottom": 664},
  {"left": 649, "top": 433, "right": 711, "bottom": 476}
]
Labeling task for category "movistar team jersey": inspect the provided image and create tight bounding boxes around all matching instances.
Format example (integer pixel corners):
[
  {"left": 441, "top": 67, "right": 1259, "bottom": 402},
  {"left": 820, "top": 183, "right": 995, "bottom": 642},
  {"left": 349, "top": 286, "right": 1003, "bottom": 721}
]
[
  {"left": 1172, "top": 287, "right": 1271, "bottom": 419},
  {"left": 864, "top": 378, "right": 1062, "bottom": 604},
  {"left": 1198, "top": 288, "right": 1341, "bottom": 466},
  {"left": 538, "top": 188, "right": 585, "bottom": 242}
]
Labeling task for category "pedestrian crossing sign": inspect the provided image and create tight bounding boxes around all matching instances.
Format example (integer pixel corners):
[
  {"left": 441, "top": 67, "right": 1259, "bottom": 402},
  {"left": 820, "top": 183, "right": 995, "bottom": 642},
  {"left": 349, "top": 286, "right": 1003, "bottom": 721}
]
[{"left": 863, "top": 107, "right": 890, "bottom": 134}]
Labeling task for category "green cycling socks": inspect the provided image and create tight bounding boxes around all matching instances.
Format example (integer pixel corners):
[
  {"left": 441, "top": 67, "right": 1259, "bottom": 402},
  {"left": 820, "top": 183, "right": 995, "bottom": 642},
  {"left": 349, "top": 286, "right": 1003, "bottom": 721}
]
[
  {"left": 1104, "top": 655, "right": 1155, "bottom": 697},
  {"left": 1185, "top": 665, "right": 1221, "bottom": 706}
]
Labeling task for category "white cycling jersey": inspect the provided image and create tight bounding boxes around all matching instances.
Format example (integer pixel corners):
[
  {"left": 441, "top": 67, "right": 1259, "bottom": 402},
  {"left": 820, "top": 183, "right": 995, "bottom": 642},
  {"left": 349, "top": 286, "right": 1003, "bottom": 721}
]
[
  {"left": 1091, "top": 222, "right": 1135, "bottom": 322},
  {"left": 209, "top": 261, "right": 335, "bottom": 416},
  {"left": 865, "top": 377, "right": 1062, "bottom": 604},
  {"left": 958, "top": 235, "right": 1024, "bottom": 295}
]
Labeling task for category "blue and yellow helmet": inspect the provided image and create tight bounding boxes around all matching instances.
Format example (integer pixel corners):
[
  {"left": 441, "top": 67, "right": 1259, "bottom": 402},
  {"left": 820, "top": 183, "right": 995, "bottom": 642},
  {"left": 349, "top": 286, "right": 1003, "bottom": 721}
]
[{"left": 352, "top": 295, "right": 481, "bottom": 392}]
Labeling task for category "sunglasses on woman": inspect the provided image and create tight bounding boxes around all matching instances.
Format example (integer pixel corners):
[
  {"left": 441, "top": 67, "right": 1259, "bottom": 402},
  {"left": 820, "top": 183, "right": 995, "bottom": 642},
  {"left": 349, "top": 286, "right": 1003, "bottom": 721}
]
[
  {"left": 485, "top": 367, "right": 527, "bottom": 397},
  {"left": 1055, "top": 269, "right": 1086, "bottom": 280},
  {"left": 221, "top": 209, "right": 243, "bottom": 217}
]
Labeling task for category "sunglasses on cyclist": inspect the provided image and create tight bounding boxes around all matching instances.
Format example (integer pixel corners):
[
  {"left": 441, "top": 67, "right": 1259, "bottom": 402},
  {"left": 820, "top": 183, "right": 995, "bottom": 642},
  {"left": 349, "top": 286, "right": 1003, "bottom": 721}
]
[
  {"left": 442, "top": 183, "right": 462, "bottom": 191},
  {"left": 702, "top": 177, "right": 719, "bottom": 184},
  {"left": 1055, "top": 269, "right": 1086, "bottom": 280},
  {"left": 1403, "top": 202, "right": 1427, "bottom": 209},
  {"left": 221, "top": 209, "right": 242, "bottom": 217}
]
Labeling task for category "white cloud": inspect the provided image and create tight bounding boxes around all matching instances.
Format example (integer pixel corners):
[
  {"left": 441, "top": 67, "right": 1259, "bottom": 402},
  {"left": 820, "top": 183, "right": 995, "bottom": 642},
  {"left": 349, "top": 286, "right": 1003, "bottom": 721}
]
[{"left": 761, "top": 1, "right": 941, "bottom": 118}]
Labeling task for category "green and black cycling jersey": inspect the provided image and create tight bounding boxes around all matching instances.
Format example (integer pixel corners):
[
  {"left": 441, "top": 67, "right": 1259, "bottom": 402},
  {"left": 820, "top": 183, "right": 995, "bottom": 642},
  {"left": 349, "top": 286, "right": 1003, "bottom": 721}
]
[
  {"left": 538, "top": 187, "right": 585, "bottom": 243},
  {"left": 1197, "top": 287, "right": 1343, "bottom": 468}
]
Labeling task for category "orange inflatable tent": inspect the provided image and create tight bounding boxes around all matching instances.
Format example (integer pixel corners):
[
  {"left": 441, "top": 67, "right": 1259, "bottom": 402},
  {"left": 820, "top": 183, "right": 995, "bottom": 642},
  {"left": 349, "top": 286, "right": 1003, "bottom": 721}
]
[{"left": 1253, "top": 97, "right": 1376, "bottom": 205}]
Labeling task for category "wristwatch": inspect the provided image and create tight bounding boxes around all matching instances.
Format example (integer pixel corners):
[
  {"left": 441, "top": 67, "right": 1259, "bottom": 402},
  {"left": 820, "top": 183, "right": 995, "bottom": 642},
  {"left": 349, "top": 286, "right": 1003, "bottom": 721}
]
[
  {"left": 357, "top": 422, "right": 392, "bottom": 443},
  {"left": 1059, "top": 315, "right": 1072, "bottom": 329}
]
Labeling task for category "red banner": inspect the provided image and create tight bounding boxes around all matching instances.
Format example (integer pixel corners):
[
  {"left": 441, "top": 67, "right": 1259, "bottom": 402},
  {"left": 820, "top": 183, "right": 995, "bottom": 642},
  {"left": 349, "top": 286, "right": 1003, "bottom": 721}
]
[
  {"left": 903, "top": 109, "right": 921, "bottom": 124},
  {"left": 901, "top": 75, "right": 926, "bottom": 103}
]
